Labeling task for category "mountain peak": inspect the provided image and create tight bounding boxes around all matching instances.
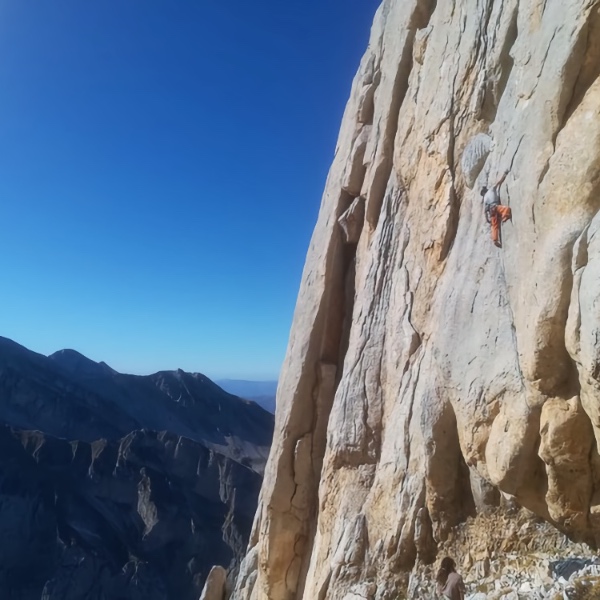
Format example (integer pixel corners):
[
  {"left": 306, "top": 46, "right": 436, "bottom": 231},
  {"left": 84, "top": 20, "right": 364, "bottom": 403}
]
[{"left": 49, "top": 348, "right": 116, "bottom": 377}]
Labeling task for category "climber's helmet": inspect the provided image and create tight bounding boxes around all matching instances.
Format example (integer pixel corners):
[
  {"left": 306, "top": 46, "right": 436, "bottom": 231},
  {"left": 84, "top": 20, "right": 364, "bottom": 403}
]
[{"left": 480, "top": 186, "right": 488, "bottom": 196}]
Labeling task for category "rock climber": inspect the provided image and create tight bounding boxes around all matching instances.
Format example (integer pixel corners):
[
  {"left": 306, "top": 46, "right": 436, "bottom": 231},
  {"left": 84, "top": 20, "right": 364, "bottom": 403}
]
[{"left": 480, "top": 169, "right": 512, "bottom": 247}]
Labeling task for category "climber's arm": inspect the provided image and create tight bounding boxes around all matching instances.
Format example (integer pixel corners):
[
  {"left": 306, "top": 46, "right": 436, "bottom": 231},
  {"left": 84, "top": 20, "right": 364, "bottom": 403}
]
[{"left": 494, "top": 169, "right": 509, "bottom": 189}]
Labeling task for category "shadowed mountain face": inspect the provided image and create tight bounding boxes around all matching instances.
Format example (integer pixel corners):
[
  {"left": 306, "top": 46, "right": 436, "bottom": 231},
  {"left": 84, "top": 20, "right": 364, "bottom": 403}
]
[
  {"left": 0, "top": 337, "right": 273, "bottom": 473},
  {"left": 0, "top": 337, "right": 273, "bottom": 600}
]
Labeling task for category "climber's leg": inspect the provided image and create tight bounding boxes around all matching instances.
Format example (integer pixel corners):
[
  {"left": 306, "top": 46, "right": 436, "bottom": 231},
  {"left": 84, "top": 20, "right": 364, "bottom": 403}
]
[
  {"left": 497, "top": 205, "right": 512, "bottom": 222},
  {"left": 490, "top": 207, "right": 501, "bottom": 245}
]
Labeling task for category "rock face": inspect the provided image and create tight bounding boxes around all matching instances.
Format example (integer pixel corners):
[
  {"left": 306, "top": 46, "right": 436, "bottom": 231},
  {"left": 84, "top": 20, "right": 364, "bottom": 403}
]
[
  {"left": 0, "top": 337, "right": 273, "bottom": 599},
  {"left": 0, "top": 426, "right": 261, "bottom": 600},
  {"left": 231, "top": 0, "right": 600, "bottom": 598}
]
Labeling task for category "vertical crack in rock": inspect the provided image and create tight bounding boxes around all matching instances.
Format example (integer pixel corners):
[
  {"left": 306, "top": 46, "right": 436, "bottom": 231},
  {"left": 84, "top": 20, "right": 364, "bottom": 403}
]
[
  {"left": 331, "top": 181, "right": 406, "bottom": 471},
  {"left": 563, "top": 4, "right": 600, "bottom": 123},
  {"left": 439, "top": 98, "right": 459, "bottom": 261},
  {"left": 481, "top": 6, "right": 518, "bottom": 122},
  {"left": 365, "top": 0, "right": 439, "bottom": 230},
  {"left": 425, "top": 396, "right": 476, "bottom": 544}
]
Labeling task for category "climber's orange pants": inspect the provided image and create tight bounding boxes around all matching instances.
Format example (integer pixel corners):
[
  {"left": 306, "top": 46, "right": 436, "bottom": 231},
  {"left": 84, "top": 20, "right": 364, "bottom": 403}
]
[{"left": 490, "top": 205, "right": 512, "bottom": 244}]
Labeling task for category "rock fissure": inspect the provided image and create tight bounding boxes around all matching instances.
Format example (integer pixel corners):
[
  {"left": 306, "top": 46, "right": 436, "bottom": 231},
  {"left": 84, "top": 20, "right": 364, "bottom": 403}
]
[
  {"left": 562, "top": 3, "right": 600, "bottom": 124},
  {"left": 366, "top": 0, "right": 439, "bottom": 229}
]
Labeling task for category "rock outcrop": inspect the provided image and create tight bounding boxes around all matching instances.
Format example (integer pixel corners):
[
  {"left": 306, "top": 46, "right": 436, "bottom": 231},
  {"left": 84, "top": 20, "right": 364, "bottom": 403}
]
[
  {"left": 231, "top": 0, "right": 600, "bottom": 598},
  {"left": 199, "top": 566, "right": 228, "bottom": 600}
]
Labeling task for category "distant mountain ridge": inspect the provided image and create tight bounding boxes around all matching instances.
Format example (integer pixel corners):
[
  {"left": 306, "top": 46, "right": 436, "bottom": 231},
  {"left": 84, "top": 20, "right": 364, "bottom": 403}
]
[
  {"left": 0, "top": 336, "right": 272, "bottom": 472},
  {"left": 0, "top": 336, "right": 274, "bottom": 600},
  {"left": 49, "top": 347, "right": 117, "bottom": 376},
  {"left": 217, "top": 379, "right": 278, "bottom": 413}
]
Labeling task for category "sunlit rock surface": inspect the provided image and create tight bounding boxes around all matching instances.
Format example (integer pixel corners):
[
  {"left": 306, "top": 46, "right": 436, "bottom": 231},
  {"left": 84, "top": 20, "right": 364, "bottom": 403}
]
[{"left": 230, "top": 0, "right": 600, "bottom": 597}]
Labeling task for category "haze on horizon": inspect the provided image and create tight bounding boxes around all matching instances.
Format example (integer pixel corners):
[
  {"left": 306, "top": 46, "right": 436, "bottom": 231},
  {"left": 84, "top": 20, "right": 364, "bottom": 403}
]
[{"left": 0, "top": 0, "right": 379, "bottom": 380}]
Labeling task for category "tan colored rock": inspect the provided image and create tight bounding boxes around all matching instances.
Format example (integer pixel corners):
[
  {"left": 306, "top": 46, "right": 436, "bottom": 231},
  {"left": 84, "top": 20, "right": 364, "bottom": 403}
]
[
  {"left": 461, "top": 133, "right": 493, "bottom": 188},
  {"left": 232, "top": 0, "right": 600, "bottom": 598},
  {"left": 199, "top": 565, "right": 226, "bottom": 600},
  {"left": 342, "top": 128, "right": 370, "bottom": 196},
  {"left": 337, "top": 197, "right": 365, "bottom": 244},
  {"left": 539, "top": 396, "right": 594, "bottom": 538}
]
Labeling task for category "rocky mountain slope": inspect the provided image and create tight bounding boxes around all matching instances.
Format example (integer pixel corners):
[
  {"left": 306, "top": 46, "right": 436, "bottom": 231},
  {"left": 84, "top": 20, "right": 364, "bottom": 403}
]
[
  {"left": 225, "top": 0, "right": 600, "bottom": 598},
  {"left": 0, "top": 337, "right": 272, "bottom": 473},
  {"left": 0, "top": 337, "right": 273, "bottom": 599},
  {"left": 0, "top": 426, "right": 260, "bottom": 600}
]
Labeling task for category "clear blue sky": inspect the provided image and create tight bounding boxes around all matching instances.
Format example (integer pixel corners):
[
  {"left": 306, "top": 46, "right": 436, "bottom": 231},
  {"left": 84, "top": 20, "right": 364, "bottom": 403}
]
[{"left": 0, "top": 0, "right": 378, "bottom": 380}]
